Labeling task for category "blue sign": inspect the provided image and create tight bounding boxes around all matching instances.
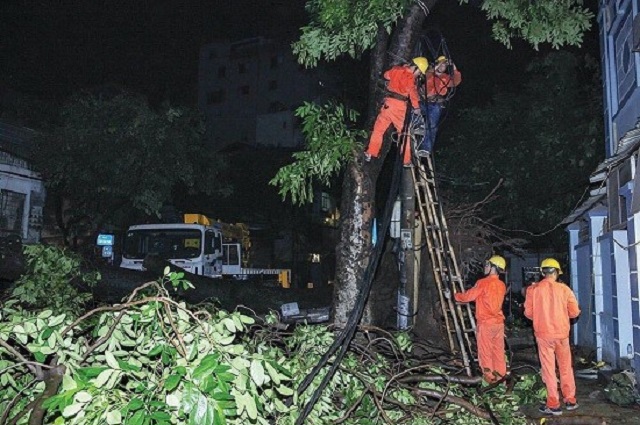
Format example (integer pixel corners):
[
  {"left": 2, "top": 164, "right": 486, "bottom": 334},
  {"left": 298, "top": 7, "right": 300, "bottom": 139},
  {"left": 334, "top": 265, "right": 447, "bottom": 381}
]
[
  {"left": 97, "top": 234, "right": 114, "bottom": 246},
  {"left": 101, "top": 245, "right": 113, "bottom": 257}
]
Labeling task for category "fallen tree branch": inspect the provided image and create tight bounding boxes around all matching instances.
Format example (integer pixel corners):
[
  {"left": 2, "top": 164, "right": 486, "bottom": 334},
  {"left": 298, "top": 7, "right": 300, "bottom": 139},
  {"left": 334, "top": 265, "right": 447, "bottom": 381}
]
[
  {"left": 0, "top": 339, "right": 38, "bottom": 377},
  {"left": 0, "top": 379, "right": 38, "bottom": 425},
  {"left": 412, "top": 388, "right": 491, "bottom": 421},
  {"left": 398, "top": 374, "right": 483, "bottom": 385}
]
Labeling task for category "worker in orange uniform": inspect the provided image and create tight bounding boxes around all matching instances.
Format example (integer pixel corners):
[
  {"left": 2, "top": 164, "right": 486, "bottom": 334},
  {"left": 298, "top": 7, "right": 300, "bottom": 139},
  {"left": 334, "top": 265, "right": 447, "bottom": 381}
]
[
  {"left": 364, "top": 57, "right": 428, "bottom": 167},
  {"left": 445, "top": 255, "right": 507, "bottom": 383},
  {"left": 417, "top": 56, "right": 462, "bottom": 156},
  {"left": 524, "top": 258, "right": 581, "bottom": 416}
]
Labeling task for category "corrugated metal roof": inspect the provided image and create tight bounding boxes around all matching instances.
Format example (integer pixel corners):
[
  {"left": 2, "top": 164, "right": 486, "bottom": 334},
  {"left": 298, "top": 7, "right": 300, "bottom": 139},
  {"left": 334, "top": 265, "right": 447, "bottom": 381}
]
[
  {"left": 563, "top": 119, "right": 640, "bottom": 225},
  {"left": 561, "top": 188, "right": 606, "bottom": 225},
  {"left": 592, "top": 119, "right": 640, "bottom": 180}
]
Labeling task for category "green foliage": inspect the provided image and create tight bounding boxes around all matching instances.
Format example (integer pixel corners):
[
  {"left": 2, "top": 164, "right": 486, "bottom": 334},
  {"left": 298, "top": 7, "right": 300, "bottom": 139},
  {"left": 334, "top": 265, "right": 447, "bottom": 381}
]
[
  {"left": 163, "top": 266, "right": 195, "bottom": 292},
  {"left": 11, "top": 244, "right": 99, "bottom": 315},
  {"left": 1, "top": 271, "right": 539, "bottom": 424},
  {"left": 293, "top": 0, "right": 411, "bottom": 67},
  {"left": 460, "top": 0, "right": 594, "bottom": 49},
  {"left": 294, "top": 0, "right": 593, "bottom": 68},
  {"left": 438, "top": 51, "right": 603, "bottom": 241},
  {"left": 33, "top": 91, "right": 230, "bottom": 237},
  {"left": 270, "top": 102, "right": 366, "bottom": 205}
]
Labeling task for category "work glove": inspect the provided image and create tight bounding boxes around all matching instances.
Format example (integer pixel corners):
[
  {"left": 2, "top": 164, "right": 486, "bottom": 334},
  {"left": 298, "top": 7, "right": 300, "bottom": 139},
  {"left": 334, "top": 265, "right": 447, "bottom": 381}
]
[
  {"left": 412, "top": 108, "right": 421, "bottom": 115},
  {"left": 442, "top": 287, "right": 451, "bottom": 300}
]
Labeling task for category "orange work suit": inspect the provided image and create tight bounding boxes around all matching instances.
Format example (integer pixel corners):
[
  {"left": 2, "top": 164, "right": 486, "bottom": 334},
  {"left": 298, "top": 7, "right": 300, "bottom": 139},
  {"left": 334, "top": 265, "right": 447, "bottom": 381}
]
[
  {"left": 425, "top": 68, "right": 462, "bottom": 99},
  {"left": 366, "top": 65, "right": 420, "bottom": 165},
  {"left": 524, "top": 278, "right": 581, "bottom": 409},
  {"left": 455, "top": 274, "right": 507, "bottom": 382}
]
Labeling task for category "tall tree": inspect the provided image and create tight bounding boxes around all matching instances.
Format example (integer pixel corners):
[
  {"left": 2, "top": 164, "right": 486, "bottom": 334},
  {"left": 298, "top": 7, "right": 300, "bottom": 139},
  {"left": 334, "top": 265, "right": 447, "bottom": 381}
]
[
  {"left": 273, "top": 0, "right": 594, "bottom": 325},
  {"left": 438, "top": 50, "right": 603, "bottom": 250},
  {"left": 34, "top": 90, "right": 229, "bottom": 245}
]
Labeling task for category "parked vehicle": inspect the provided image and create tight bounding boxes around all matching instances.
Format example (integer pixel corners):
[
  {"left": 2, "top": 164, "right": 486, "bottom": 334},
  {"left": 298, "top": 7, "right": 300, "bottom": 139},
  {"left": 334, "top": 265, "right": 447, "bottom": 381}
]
[{"left": 120, "top": 214, "right": 290, "bottom": 287}]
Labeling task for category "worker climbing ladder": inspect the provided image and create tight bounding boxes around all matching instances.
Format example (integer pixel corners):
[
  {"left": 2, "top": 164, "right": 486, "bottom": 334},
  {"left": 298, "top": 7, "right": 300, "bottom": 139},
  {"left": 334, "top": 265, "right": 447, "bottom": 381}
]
[{"left": 409, "top": 148, "right": 477, "bottom": 376}]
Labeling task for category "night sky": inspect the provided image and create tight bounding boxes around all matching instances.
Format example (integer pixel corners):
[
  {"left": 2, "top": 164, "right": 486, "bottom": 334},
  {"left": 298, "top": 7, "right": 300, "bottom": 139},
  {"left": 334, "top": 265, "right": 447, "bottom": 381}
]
[
  {"left": 1, "top": 1, "right": 598, "bottom": 110},
  {"left": 0, "top": 1, "right": 306, "bottom": 104}
]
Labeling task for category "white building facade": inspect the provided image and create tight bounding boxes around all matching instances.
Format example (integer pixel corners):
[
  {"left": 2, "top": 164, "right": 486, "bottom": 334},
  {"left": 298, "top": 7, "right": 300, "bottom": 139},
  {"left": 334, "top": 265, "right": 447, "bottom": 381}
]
[
  {"left": 564, "top": 0, "right": 640, "bottom": 378},
  {"left": 0, "top": 122, "right": 45, "bottom": 243}
]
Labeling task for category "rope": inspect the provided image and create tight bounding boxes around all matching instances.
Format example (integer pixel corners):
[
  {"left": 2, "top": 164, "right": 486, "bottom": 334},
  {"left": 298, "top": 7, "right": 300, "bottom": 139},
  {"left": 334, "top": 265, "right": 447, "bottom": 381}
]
[{"left": 294, "top": 130, "right": 405, "bottom": 424}]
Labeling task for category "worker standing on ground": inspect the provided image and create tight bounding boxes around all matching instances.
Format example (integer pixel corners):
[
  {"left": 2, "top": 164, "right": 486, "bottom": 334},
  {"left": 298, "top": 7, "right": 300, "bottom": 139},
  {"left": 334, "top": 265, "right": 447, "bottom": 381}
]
[
  {"left": 364, "top": 57, "right": 427, "bottom": 167},
  {"left": 417, "top": 56, "right": 462, "bottom": 156},
  {"left": 524, "top": 258, "right": 581, "bottom": 416},
  {"left": 446, "top": 255, "right": 507, "bottom": 383}
]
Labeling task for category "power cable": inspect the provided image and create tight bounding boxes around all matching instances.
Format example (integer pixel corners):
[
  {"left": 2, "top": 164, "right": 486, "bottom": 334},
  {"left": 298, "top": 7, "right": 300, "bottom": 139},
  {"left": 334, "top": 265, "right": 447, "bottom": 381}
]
[{"left": 294, "top": 130, "right": 405, "bottom": 424}]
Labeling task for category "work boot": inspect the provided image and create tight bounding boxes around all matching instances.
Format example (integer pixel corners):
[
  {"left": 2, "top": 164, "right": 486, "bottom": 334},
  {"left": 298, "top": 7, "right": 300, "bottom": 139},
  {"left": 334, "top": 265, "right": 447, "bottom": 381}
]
[
  {"left": 564, "top": 402, "right": 579, "bottom": 411},
  {"left": 538, "top": 405, "right": 562, "bottom": 416}
]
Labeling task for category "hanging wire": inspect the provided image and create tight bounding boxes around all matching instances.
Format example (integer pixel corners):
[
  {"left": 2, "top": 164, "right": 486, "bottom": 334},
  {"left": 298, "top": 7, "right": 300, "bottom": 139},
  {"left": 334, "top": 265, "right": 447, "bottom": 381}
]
[{"left": 294, "top": 131, "right": 405, "bottom": 424}]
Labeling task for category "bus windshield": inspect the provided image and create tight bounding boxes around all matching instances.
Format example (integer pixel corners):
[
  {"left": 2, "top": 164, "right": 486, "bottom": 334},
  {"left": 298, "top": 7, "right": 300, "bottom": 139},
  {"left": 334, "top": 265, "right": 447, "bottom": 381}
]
[{"left": 123, "top": 228, "right": 203, "bottom": 260}]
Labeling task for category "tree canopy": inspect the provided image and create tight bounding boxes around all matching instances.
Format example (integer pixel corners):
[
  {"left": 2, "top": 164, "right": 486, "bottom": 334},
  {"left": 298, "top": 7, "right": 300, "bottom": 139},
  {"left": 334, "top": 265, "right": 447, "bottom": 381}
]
[
  {"left": 33, "top": 91, "right": 229, "bottom": 243},
  {"left": 437, "top": 50, "right": 603, "bottom": 248},
  {"left": 275, "top": 0, "right": 596, "bottom": 205}
]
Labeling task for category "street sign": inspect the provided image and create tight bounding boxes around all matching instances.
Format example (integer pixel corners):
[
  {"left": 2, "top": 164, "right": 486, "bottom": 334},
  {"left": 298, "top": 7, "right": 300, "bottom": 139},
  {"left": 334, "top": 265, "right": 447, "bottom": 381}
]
[
  {"left": 97, "top": 234, "right": 114, "bottom": 246},
  {"left": 102, "top": 245, "right": 113, "bottom": 258}
]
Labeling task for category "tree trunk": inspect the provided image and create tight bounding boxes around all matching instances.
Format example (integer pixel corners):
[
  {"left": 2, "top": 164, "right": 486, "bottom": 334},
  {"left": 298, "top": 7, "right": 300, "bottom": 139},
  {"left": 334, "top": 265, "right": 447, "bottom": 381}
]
[{"left": 332, "top": 2, "right": 437, "bottom": 326}]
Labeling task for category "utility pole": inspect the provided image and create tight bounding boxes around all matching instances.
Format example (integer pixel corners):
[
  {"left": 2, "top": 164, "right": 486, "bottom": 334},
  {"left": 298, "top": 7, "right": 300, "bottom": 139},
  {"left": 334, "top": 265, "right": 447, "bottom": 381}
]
[{"left": 397, "top": 167, "right": 416, "bottom": 329}]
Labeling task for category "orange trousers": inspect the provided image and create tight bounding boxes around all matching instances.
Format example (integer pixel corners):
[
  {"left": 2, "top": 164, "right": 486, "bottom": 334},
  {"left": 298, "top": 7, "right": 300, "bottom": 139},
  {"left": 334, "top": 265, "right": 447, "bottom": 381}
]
[
  {"left": 477, "top": 323, "right": 506, "bottom": 383},
  {"left": 365, "top": 98, "right": 412, "bottom": 165},
  {"left": 536, "top": 337, "right": 576, "bottom": 408}
]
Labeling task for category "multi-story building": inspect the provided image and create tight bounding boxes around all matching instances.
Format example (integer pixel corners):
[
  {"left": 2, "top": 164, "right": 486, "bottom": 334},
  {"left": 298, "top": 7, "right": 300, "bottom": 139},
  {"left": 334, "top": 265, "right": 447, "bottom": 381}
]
[
  {"left": 0, "top": 122, "right": 45, "bottom": 243},
  {"left": 563, "top": 0, "right": 640, "bottom": 378},
  {"left": 198, "top": 37, "right": 320, "bottom": 150}
]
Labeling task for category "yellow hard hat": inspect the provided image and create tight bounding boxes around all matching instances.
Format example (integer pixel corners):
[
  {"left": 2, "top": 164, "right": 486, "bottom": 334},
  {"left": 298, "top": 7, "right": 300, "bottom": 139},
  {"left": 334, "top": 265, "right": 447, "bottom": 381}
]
[
  {"left": 540, "top": 258, "right": 563, "bottom": 274},
  {"left": 487, "top": 255, "right": 506, "bottom": 271},
  {"left": 436, "top": 55, "right": 448, "bottom": 64},
  {"left": 412, "top": 57, "right": 428, "bottom": 74}
]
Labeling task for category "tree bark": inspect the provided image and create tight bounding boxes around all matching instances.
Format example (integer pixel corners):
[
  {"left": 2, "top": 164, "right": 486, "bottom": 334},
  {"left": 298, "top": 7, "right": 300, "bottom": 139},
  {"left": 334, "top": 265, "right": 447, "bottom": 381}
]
[{"left": 332, "top": 1, "right": 437, "bottom": 326}]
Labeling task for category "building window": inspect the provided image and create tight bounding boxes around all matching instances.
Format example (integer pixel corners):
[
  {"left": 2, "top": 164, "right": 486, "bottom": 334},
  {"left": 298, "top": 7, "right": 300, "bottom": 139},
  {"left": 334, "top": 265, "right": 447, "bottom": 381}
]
[
  {"left": 268, "top": 80, "right": 277, "bottom": 90},
  {"left": 207, "top": 90, "right": 225, "bottom": 104},
  {"left": 239, "top": 85, "right": 250, "bottom": 95},
  {"left": 238, "top": 63, "right": 246, "bottom": 74},
  {"left": 218, "top": 66, "right": 226, "bottom": 78},
  {"left": 270, "top": 55, "right": 283, "bottom": 68},
  {"left": 0, "top": 190, "right": 25, "bottom": 234},
  {"left": 321, "top": 192, "right": 330, "bottom": 212},
  {"left": 268, "top": 101, "right": 286, "bottom": 112}
]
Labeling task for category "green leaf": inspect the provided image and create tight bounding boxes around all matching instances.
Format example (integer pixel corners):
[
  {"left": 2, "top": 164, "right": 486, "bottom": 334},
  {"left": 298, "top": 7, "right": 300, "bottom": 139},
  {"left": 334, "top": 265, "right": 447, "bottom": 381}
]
[
  {"left": 105, "top": 351, "right": 120, "bottom": 369},
  {"left": 48, "top": 314, "right": 67, "bottom": 327},
  {"left": 129, "top": 411, "right": 145, "bottom": 425},
  {"left": 74, "top": 391, "right": 92, "bottom": 403},
  {"left": 150, "top": 412, "right": 171, "bottom": 421},
  {"left": 34, "top": 351, "right": 46, "bottom": 363},
  {"left": 127, "top": 398, "right": 145, "bottom": 411},
  {"left": 106, "top": 410, "right": 122, "bottom": 424},
  {"left": 164, "top": 374, "right": 181, "bottom": 391},
  {"left": 250, "top": 360, "right": 266, "bottom": 387},
  {"left": 93, "top": 369, "right": 113, "bottom": 388},
  {"left": 148, "top": 344, "right": 164, "bottom": 357},
  {"left": 189, "top": 394, "right": 214, "bottom": 425},
  {"left": 62, "top": 403, "right": 83, "bottom": 418}
]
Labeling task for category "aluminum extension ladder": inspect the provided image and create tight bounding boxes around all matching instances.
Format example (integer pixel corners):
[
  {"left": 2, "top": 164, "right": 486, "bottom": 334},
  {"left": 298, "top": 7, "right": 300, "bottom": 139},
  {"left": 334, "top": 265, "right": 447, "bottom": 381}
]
[{"left": 409, "top": 151, "right": 477, "bottom": 376}]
